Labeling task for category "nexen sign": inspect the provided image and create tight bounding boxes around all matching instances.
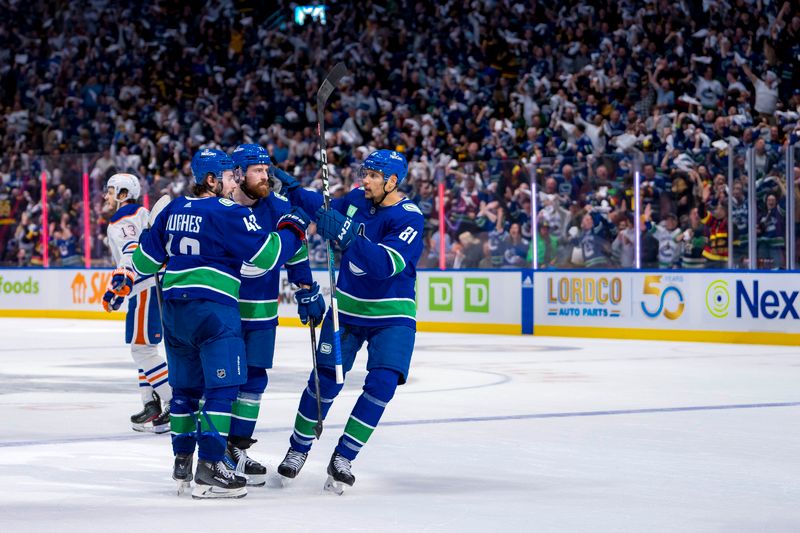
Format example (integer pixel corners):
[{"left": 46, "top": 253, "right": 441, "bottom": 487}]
[{"left": 736, "top": 280, "right": 799, "bottom": 319}]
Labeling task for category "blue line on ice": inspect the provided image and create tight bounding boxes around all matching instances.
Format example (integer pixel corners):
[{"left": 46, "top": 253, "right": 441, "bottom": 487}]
[{"left": 2, "top": 401, "right": 798, "bottom": 449}]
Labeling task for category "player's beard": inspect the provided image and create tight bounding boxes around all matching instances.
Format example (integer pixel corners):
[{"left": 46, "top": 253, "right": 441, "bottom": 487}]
[{"left": 245, "top": 178, "right": 269, "bottom": 199}]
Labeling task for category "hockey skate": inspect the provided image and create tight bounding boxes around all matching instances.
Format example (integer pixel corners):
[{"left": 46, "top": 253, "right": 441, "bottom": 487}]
[
  {"left": 173, "top": 453, "right": 193, "bottom": 495},
  {"left": 191, "top": 459, "right": 247, "bottom": 499},
  {"left": 324, "top": 451, "right": 355, "bottom": 495},
  {"left": 151, "top": 402, "right": 170, "bottom": 434},
  {"left": 277, "top": 447, "right": 308, "bottom": 482},
  {"left": 224, "top": 437, "right": 266, "bottom": 487},
  {"left": 130, "top": 398, "right": 160, "bottom": 432}
]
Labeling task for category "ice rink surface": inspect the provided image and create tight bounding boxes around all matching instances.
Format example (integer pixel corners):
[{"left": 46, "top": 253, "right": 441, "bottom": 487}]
[{"left": 0, "top": 318, "right": 798, "bottom": 533}]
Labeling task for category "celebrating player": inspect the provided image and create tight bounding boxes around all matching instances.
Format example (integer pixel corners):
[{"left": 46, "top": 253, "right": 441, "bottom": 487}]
[
  {"left": 223, "top": 144, "right": 325, "bottom": 486},
  {"left": 102, "top": 172, "right": 171, "bottom": 433},
  {"left": 131, "top": 148, "right": 311, "bottom": 499},
  {"left": 273, "top": 149, "right": 423, "bottom": 493}
]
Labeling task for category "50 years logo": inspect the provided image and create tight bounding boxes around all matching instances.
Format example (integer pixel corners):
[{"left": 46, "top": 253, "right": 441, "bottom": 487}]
[{"left": 641, "top": 275, "right": 684, "bottom": 320}]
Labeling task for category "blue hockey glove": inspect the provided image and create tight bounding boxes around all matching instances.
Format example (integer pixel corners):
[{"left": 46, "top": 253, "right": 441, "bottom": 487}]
[
  {"left": 271, "top": 167, "right": 300, "bottom": 193},
  {"left": 102, "top": 289, "right": 125, "bottom": 312},
  {"left": 296, "top": 281, "right": 326, "bottom": 326},
  {"left": 277, "top": 207, "right": 311, "bottom": 241},
  {"left": 315, "top": 207, "right": 356, "bottom": 250},
  {"left": 109, "top": 267, "right": 135, "bottom": 297}
]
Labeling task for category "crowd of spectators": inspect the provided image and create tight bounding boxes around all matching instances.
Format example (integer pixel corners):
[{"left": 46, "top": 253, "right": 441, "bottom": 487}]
[{"left": 1, "top": 0, "right": 799, "bottom": 269}]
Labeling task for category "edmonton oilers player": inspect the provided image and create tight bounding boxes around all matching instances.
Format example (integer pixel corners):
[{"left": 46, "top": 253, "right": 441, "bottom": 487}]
[
  {"left": 273, "top": 149, "right": 423, "bottom": 493},
  {"left": 101, "top": 172, "right": 171, "bottom": 433},
  {"left": 131, "top": 149, "right": 310, "bottom": 499},
  {"left": 223, "top": 144, "right": 325, "bottom": 486}
]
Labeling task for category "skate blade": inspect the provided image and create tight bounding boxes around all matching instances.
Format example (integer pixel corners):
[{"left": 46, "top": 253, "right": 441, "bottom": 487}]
[
  {"left": 153, "top": 424, "right": 170, "bottom": 434},
  {"left": 176, "top": 480, "right": 191, "bottom": 496},
  {"left": 191, "top": 484, "right": 247, "bottom": 499},
  {"left": 323, "top": 476, "right": 346, "bottom": 495}
]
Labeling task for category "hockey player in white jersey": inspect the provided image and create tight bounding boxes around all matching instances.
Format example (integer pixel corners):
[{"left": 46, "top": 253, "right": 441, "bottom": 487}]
[{"left": 102, "top": 173, "right": 172, "bottom": 433}]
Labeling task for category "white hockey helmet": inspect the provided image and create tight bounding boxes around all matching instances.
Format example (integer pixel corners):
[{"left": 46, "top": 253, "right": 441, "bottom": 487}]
[{"left": 106, "top": 173, "right": 141, "bottom": 201}]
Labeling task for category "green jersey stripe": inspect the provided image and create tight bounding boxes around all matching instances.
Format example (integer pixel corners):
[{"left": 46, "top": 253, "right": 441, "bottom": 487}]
[
  {"left": 239, "top": 300, "right": 279, "bottom": 320},
  {"left": 250, "top": 233, "right": 282, "bottom": 271},
  {"left": 286, "top": 244, "right": 308, "bottom": 265},
  {"left": 163, "top": 267, "right": 241, "bottom": 299},
  {"left": 132, "top": 247, "right": 162, "bottom": 274},
  {"left": 336, "top": 289, "right": 416, "bottom": 319},
  {"left": 379, "top": 243, "right": 406, "bottom": 276}
]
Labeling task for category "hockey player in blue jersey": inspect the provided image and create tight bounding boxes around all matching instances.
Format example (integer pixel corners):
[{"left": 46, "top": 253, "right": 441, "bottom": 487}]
[
  {"left": 223, "top": 144, "right": 325, "bottom": 486},
  {"left": 101, "top": 172, "right": 171, "bottom": 433},
  {"left": 273, "top": 149, "right": 424, "bottom": 493},
  {"left": 131, "top": 148, "right": 311, "bottom": 499}
]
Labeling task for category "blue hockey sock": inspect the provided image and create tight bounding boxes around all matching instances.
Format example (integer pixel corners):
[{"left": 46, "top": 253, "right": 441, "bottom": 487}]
[
  {"left": 197, "top": 385, "right": 238, "bottom": 462},
  {"left": 289, "top": 367, "right": 343, "bottom": 453},
  {"left": 336, "top": 368, "right": 399, "bottom": 461},
  {"left": 170, "top": 387, "right": 202, "bottom": 456},
  {"left": 230, "top": 367, "right": 268, "bottom": 441}
]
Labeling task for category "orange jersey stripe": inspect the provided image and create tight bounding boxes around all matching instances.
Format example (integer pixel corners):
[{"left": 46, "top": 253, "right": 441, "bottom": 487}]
[{"left": 134, "top": 290, "right": 147, "bottom": 345}]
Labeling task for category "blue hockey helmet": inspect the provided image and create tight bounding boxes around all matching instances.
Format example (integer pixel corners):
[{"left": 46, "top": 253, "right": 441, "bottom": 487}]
[
  {"left": 361, "top": 149, "right": 408, "bottom": 184},
  {"left": 231, "top": 143, "right": 271, "bottom": 173},
  {"left": 191, "top": 148, "right": 234, "bottom": 184}
]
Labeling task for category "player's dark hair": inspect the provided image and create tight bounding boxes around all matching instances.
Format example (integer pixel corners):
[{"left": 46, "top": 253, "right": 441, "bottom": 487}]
[{"left": 192, "top": 174, "right": 217, "bottom": 196}]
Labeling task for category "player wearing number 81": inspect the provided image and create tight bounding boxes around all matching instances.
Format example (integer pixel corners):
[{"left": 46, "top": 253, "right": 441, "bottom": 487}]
[
  {"left": 272, "top": 149, "right": 423, "bottom": 493},
  {"left": 131, "top": 148, "right": 310, "bottom": 499}
]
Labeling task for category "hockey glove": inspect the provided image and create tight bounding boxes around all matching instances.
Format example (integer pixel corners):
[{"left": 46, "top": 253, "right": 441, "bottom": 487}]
[
  {"left": 110, "top": 267, "right": 135, "bottom": 297},
  {"left": 296, "top": 281, "right": 326, "bottom": 326},
  {"left": 277, "top": 207, "right": 311, "bottom": 241},
  {"left": 271, "top": 167, "right": 300, "bottom": 193},
  {"left": 102, "top": 290, "right": 125, "bottom": 312},
  {"left": 315, "top": 207, "right": 356, "bottom": 250}
]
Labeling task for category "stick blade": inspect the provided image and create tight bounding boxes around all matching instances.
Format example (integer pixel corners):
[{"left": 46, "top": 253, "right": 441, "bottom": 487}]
[
  {"left": 148, "top": 194, "right": 172, "bottom": 228},
  {"left": 317, "top": 62, "right": 349, "bottom": 105}
]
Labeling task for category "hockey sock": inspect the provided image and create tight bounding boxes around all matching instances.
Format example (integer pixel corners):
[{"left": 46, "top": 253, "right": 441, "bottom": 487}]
[
  {"left": 336, "top": 368, "right": 400, "bottom": 461},
  {"left": 197, "top": 385, "right": 238, "bottom": 462},
  {"left": 171, "top": 387, "right": 202, "bottom": 456},
  {"left": 132, "top": 344, "right": 171, "bottom": 403},
  {"left": 289, "top": 367, "right": 343, "bottom": 453},
  {"left": 138, "top": 368, "right": 154, "bottom": 403},
  {"left": 230, "top": 367, "right": 267, "bottom": 441}
]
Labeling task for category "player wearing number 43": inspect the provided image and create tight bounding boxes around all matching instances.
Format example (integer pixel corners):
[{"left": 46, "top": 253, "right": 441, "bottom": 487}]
[
  {"left": 101, "top": 173, "right": 172, "bottom": 434},
  {"left": 131, "top": 148, "right": 312, "bottom": 500},
  {"left": 273, "top": 149, "right": 424, "bottom": 494},
  {"left": 221, "top": 144, "right": 325, "bottom": 486}
]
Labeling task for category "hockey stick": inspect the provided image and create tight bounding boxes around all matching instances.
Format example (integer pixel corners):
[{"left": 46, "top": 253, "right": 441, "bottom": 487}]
[
  {"left": 308, "top": 320, "right": 323, "bottom": 439},
  {"left": 316, "top": 62, "right": 349, "bottom": 385},
  {"left": 147, "top": 195, "right": 172, "bottom": 326}
]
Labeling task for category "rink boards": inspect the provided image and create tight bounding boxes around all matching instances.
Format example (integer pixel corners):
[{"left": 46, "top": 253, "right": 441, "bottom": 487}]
[{"left": 0, "top": 268, "right": 798, "bottom": 345}]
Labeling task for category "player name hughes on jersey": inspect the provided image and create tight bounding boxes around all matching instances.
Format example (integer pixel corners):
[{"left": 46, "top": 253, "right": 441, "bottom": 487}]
[
  {"left": 107, "top": 203, "right": 155, "bottom": 291},
  {"left": 290, "top": 187, "right": 424, "bottom": 329},
  {"left": 131, "top": 196, "right": 303, "bottom": 308},
  {"left": 239, "top": 193, "right": 312, "bottom": 329}
]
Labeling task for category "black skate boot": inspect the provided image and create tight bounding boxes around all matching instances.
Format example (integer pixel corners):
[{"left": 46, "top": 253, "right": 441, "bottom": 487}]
[
  {"left": 173, "top": 453, "right": 193, "bottom": 495},
  {"left": 324, "top": 451, "right": 355, "bottom": 495},
  {"left": 224, "top": 436, "right": 266, "bottom": 486},
  {"left": 277, "top": 447, "right": 308, "bottom": 480},
  {"left": 130, "top": 398, "right": 160, "bottom": 432},
  {"left": 151, "top": 402, "right": 170, "bottom": 434},
  {"left": 192, "top": 459, "right": 247, "bottom": 499}
]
